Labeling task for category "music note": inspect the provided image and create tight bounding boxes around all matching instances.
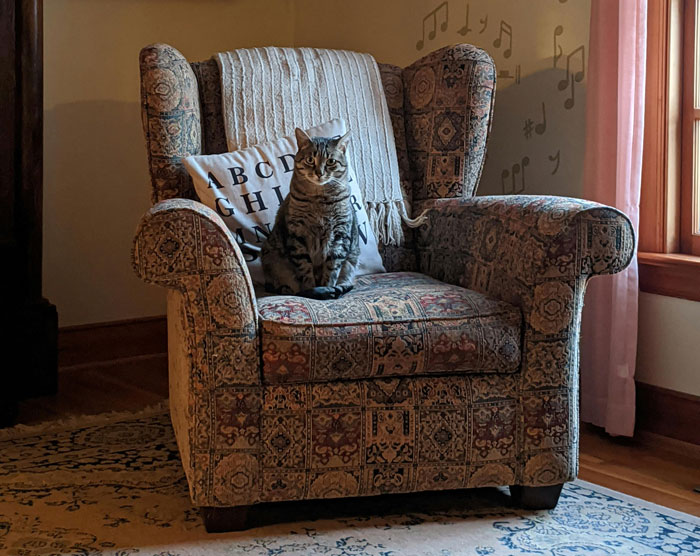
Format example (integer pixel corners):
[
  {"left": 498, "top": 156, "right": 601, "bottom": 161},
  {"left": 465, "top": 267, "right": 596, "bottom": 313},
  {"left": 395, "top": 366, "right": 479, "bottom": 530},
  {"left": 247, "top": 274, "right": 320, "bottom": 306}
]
[
  {"left": 501, "top": 168, "right": 510, "bottom": 194},
  {"left": 549, "top": 150, "right": 561, "bottom": 174},
  {"left": 516, "top": 156, "right": 529, "bottom": 193},
  {"left": 535, "top": 102, "right": 547, "bottom": 135},
  {"left": 557, "top": 45, "right": 584, "bottom": 109},
  {"left": 553, "top": 25, "right": 564, "bottom": 68},
  {"left": 557, "top": 45, "right": 585, "bottom": 90},
  {"left": 493, "top": 20, "right": 513, "bottom": 58},
  {"left": 564, "top": 74, "right": 576, "bottom": 108},
  {"left": 498, "top": 65, "right": 520, "bottom": 85},
  {"left": 511, "top": 163, "right": 521, "bottom": 193},
  {"left": 416, "top": 2, "right": 449, "bottom": 50},
  {"left": 479, "top": 15, "right": 488, "bottom": 34},
  {"left": 458, "top": 3, "right": 472, "bottom": 36},
  {"left": 502, "top": 156, "right": 529, "bottom": 194}
]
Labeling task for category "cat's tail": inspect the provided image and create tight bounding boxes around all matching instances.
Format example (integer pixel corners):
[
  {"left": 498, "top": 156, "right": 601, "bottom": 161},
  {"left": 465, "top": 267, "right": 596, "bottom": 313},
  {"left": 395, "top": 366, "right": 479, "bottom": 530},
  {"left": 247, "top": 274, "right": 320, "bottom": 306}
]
[{"left": 401, "top": 208, "right": 430, "bottom": 230}]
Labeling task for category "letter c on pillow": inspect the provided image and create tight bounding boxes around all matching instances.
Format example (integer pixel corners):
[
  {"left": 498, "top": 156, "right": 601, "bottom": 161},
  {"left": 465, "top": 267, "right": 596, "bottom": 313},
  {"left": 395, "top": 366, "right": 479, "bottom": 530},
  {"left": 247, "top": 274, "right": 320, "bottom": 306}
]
[{"left": 255, "top": 161, "right": 273, "bottom": 179}]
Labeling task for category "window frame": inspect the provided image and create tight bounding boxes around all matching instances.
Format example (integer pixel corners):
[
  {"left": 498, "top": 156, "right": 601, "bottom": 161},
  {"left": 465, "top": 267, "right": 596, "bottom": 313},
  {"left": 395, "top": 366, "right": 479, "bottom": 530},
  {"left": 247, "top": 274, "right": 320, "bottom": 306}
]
[
  {"left": 639, "top": 0, "right": 700, "bottom": 302},
  {"left": 681, "top": 0, "right": 700, "bottom": 255}
]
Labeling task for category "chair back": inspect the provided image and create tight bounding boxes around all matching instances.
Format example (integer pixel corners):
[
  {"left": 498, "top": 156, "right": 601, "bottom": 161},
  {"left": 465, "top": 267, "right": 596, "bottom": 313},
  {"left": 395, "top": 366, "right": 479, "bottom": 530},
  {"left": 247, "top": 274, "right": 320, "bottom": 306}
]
[{"left": 138, "top": 44, "right": 411, "bottom": 206}]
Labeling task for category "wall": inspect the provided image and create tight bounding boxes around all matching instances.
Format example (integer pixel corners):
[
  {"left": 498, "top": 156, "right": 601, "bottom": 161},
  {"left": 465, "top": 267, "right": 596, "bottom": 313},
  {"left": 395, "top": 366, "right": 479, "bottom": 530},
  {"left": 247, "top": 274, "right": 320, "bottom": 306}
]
[
  {"left": 637, "top": 293, "right": 700, "bottom": 396},
  {"left": 43, "top": 0, "right": 294, "bottom": 326},
  {"left": 295, "top": 0, "right": 591, "bottom": 199}
]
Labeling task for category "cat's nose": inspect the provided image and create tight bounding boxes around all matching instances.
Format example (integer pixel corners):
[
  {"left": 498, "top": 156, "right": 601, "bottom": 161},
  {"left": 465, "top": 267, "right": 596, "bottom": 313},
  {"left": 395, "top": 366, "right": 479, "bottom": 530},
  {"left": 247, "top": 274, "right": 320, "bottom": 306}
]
[{"left": 315, "top": 168, "right": 323, "bottom": 178}]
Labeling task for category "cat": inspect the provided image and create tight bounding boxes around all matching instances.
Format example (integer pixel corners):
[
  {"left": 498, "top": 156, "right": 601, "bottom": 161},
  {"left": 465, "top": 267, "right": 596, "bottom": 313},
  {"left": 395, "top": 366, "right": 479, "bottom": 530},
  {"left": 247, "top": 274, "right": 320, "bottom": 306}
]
[{"left": 261, "top": 128, "right": 360, "bottom": 300}]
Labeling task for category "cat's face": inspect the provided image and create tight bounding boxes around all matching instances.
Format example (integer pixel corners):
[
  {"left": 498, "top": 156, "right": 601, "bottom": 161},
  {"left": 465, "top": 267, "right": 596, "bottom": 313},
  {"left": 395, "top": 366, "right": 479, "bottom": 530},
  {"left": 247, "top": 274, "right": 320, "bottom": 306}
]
[{"left": 294, "top": 128, "right": 350, "bottom": 186}]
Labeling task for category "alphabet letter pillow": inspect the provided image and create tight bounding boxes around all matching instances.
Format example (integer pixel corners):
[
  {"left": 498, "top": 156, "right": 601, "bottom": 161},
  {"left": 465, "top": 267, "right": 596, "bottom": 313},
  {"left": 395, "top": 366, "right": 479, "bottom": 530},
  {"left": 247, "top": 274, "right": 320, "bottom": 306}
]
[{"left": 183, "top": 119, "right": 385, "bottom": 285}]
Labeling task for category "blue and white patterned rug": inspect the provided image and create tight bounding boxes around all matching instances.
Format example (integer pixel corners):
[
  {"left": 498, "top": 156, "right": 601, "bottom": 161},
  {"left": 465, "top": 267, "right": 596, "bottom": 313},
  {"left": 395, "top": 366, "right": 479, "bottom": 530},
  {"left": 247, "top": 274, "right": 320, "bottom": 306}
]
[{"left": 1, "top": 405, "right": 698, "bottom": 555}]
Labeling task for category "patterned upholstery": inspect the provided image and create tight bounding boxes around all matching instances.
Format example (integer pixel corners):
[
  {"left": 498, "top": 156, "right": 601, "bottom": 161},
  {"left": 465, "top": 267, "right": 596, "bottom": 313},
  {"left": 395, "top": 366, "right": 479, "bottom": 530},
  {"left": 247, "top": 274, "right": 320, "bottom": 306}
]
[
  {"left": 133, "top": 43, "right": 635, "bottom": 510},
  {"left": 417, "top": 196, "right": 635, "bottom": 486},
  {"left": 403, "top": 45, "right": 495, "bottom": 202},
  {"left": 258, "top": 272, "right": 522, "bottom": 384},
  {"left": 139, "top": 45, "right": 201, "bottom": 202}
]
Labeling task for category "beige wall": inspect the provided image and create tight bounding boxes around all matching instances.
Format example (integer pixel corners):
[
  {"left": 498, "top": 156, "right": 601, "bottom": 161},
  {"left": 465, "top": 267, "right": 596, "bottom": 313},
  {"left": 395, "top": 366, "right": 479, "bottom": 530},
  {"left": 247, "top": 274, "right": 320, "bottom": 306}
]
[
  {"left": 43, "top": 0, "right": 294, "bottom": 326},
  {"left": 637, "top": 293, "right": 700, "bottom": 397}
]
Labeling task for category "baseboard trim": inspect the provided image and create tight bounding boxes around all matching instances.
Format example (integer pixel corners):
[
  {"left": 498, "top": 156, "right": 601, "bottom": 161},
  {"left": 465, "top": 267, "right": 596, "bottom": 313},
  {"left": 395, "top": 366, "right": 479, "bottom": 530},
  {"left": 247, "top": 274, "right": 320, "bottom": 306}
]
[
  {"left": 635, "top": 382, "right": 700, "bottom": 445},
  {"left": 59, "top": 316, "right": 167, "bottom": 369}
]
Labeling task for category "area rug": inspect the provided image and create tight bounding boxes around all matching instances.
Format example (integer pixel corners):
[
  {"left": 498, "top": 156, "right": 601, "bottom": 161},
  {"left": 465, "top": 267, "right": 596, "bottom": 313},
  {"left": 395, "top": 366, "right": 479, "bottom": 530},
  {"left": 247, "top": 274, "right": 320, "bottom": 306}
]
[{"left": 1, "top": 405, "right": 699, "bottom": 556}]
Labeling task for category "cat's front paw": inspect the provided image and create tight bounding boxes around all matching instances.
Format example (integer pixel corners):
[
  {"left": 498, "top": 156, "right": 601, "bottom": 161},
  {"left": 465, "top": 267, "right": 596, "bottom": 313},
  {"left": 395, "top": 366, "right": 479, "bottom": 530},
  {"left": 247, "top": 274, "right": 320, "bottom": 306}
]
[
  {"left": 334, "top": 284, "right": 353, "bottom": 297},
  {"left": 297, "top": 285, "right": 352, "bottom": 300}
]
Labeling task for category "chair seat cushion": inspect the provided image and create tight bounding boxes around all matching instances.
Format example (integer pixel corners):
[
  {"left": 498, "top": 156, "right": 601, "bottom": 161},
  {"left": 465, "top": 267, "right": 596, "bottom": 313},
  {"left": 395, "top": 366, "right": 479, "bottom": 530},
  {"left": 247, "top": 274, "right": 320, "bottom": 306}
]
[{"left": 257, "top": 272, "right": 522, "bottom": 384}]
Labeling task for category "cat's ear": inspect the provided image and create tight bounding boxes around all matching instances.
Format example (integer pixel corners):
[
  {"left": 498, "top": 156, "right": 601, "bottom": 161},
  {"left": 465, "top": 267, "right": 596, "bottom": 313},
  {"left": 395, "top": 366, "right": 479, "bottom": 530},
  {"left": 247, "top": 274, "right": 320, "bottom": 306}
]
[
  {"left": 335, "top": 130, "right": 351, "bottom": 153},
  {"left": 295, "top": 127, "right": 312, "bottom": 148}
]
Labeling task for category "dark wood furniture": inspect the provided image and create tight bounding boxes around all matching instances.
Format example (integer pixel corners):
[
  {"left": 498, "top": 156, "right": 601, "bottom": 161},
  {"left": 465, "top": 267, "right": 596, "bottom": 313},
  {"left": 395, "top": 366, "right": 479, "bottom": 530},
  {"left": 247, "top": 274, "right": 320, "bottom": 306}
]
[{"left": 0, "top": 0, "right": 57, "bottom": 426}]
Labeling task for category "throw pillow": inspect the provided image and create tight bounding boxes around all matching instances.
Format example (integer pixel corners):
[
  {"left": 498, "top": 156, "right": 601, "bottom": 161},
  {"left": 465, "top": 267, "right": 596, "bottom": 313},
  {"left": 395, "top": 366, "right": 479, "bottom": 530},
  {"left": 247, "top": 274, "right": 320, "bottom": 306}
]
[{"left": 183, "top": 119, "right": 385, "bottom": 285}]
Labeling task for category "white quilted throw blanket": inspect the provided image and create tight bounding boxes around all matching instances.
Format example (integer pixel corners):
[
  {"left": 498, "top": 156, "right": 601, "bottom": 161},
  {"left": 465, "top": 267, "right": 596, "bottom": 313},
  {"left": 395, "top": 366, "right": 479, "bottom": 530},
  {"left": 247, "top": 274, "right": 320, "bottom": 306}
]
[{"left": 216, "top": 47, "right": 409, "bottom": 245}]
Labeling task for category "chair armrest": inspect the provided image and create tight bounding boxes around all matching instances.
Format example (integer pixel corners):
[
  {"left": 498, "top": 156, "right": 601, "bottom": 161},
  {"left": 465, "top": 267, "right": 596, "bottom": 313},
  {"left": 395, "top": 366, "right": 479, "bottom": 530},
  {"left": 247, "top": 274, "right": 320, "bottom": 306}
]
[
  {"left": 134, "top": 198, "right": 261, "bottom": 505},
  {"left": 418, "top": 195, "right": 635, "bottom": 302},
  {"left": 417, "top": 195, "right": 635, "bottom": 486},
  {"left": 132, "top": 198, "right": 259, "bottom": 381}
]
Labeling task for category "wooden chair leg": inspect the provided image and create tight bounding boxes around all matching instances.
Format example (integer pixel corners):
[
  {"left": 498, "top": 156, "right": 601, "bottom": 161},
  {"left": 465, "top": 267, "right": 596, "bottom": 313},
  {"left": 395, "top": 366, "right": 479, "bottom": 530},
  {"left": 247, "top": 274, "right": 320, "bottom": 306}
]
[
  {"left": 200, "top": 505, "right": 251, "bottom": 533},
  {"left": 509, "top": 483, "right": 564, "bottom": 510}
]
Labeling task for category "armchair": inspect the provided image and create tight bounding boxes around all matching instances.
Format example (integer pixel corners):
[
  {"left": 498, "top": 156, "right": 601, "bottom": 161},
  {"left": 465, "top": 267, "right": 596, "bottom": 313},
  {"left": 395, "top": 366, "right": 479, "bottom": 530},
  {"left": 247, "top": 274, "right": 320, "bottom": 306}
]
[{"left": 133, "top": 43, "right": 634, "bottom": 531}]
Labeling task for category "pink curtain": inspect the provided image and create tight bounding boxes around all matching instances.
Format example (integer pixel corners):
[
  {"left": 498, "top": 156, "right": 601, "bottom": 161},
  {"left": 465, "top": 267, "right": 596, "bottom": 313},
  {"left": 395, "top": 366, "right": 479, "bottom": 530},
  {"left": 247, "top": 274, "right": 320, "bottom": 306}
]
[{"left": 580, "top": 0, "right": 647, "bottom": 436}]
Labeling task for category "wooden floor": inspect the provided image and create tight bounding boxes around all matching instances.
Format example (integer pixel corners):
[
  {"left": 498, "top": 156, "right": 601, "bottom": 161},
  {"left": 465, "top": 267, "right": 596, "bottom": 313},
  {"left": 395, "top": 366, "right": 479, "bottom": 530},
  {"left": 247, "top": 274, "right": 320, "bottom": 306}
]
[{"left": 15, "top": 355, "right": 700, "bottom": 517}]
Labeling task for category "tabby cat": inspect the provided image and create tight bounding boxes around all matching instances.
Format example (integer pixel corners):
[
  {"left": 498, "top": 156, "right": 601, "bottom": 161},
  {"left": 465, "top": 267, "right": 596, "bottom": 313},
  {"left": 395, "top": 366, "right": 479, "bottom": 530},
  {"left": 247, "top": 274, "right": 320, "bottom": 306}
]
[{"left": 261, "top": 128, "right": 360, "bottom": 300}]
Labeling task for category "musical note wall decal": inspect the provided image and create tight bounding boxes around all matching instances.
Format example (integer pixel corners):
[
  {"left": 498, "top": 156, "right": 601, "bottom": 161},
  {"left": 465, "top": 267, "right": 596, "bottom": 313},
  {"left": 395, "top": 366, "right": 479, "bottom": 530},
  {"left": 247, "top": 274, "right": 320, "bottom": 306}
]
[
  {"left": 553, "top": 25, "right": 564, "bottom": 68},
  {"left": 535, "top": 102, "right": 547, "bottom": 135},
  {"left": 563, "top": 75, "right": 575, "bottom": 108},
  {"left": 479, "top": 14, "right": 488, "bottom": 34},
  {"left": 492, "top": 20, "right": 513, "bottom": 58},
  {"left": 497, "top": 65, "right": 520, "bottom": 85},
  {"left": 501, "top": 156, "right": 530, "bottom": 194},
  {"left": 557, "top": 45, "right": 585, "bottom": 88},
  {"left": 548, "top": 150, "right": 561, "bottom": 174},
  {"left": 406, "top": 0, "right": 589, "bottom": 198},
  {"left": 416, "top": 1, "right": 449, "bottom": 50},
  {"left": 458, "top": 2, "right": 472, "bottom": 36},
  {"left": 557, "top": 45, "right": 585, "bottom": 109}
]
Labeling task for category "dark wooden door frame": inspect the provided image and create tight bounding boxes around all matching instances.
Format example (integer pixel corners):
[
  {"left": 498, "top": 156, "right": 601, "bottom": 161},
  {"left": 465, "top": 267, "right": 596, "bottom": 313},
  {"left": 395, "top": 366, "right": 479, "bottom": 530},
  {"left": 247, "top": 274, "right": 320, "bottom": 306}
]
[{"left": 1, "top": 0, "right": 57, "bottom": 426}]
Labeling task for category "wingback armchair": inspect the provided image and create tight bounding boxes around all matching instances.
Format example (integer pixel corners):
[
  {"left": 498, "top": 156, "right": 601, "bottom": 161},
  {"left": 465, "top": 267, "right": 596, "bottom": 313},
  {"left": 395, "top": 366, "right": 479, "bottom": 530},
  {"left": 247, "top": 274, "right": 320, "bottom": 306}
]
[{"left": 132, "top": 43, "right": 635, "bottom": 532}]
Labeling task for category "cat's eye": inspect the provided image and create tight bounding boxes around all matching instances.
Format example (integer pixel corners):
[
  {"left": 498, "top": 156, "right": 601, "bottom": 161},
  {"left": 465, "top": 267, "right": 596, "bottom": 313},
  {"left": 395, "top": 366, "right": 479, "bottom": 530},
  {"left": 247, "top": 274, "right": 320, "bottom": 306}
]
[
  {"left": 305, "top": 156, "right": 314, "bottom": 165},
  {"left": 327, "top": 158, "right": 337, "bottom": 166}
]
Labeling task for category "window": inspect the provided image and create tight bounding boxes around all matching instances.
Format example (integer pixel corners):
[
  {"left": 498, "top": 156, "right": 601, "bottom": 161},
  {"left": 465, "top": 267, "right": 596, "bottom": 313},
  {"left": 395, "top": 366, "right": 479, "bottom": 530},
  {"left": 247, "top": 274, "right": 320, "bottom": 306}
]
[{"left": 639, "top": 0, "right": 700, "bottom": 302}]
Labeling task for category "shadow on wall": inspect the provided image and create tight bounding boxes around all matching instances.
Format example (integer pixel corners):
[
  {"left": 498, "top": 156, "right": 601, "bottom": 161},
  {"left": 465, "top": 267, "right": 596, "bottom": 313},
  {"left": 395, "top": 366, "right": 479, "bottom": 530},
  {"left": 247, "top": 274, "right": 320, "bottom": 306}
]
[
  {"left": 43, "top": 100, "right": 165, "bottom": 327},
  {"left": 478, "top": 65, "right": 587, "bottom": 199}
]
